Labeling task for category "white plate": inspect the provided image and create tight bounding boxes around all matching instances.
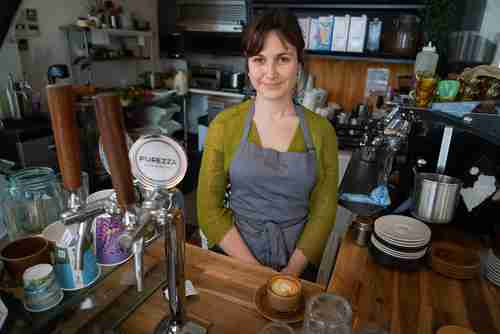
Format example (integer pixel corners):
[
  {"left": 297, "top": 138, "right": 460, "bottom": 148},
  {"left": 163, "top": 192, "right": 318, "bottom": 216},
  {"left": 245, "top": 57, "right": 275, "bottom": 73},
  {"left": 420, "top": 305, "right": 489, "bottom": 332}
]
[
  {"left": 374, "top": 215, "right": 431, "bottom": 244},
  {"left": 375, "top": 231, "right": 429, "bottom": 248},
  {"left": 487, "top": 249, "right": 500, "bottom": 267},
  {"left": 371, "top": 235, "right": 427, "bottom": 260},
  {"left": 375, "top": 216, "right": 431, "bottom": 244},
  {"left": 486, "top": 261, "right": 500, "bottom": 277},
  {"left": 487, "top": 253, "right": 500, "bottom": 270},
  {"left": 486, "top": 271, "right": 500, "bottom": 287}
]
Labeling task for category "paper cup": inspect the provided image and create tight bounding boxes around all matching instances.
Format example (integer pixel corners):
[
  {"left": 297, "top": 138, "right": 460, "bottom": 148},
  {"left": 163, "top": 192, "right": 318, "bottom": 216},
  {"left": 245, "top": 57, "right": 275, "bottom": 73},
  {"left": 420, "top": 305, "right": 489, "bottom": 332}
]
[
  {"left": 94, "top": 213, "right": 133, "bottom": 266},
  {"left": 42, "top": 221, "right": 100, "bottom": 291},
  {"left": 23, "top": 263, "right": 63, "bottom": 312}
]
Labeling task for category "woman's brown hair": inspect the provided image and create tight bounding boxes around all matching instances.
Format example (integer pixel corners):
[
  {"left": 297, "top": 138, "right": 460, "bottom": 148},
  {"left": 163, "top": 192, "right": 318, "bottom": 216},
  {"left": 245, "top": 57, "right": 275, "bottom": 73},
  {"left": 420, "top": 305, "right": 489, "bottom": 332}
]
[{"left": 242, "top": 9, "right": 305, "bottom": 64}]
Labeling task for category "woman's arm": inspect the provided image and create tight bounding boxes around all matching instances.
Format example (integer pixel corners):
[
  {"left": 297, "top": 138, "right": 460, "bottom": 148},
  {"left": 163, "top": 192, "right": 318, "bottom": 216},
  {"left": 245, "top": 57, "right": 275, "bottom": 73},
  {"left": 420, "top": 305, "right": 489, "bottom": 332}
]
[
  {"left": 197, "top": 115, "right": 260, "bottom": 265},
  {"left": 294, "top": 119, "right": 339, "bottom": 270}
]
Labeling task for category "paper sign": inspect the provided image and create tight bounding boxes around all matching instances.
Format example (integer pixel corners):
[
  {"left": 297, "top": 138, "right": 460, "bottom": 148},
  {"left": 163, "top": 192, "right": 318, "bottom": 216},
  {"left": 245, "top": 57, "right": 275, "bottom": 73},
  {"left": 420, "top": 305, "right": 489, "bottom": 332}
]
[{"left": 163, "top": 280, "right": 199, "bottom": 300}]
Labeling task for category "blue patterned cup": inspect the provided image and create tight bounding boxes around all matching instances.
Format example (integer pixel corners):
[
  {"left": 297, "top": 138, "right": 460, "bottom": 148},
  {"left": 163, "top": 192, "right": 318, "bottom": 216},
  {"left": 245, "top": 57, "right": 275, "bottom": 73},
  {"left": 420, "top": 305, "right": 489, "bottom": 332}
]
[
  {"left": 42, "top": 221, "right": 100, "bottom": 291},
  {"left": 93, "top": 213, "right": 132, "bottom": 266},
  {"left": 23, "top": 263, "right": 63, "bottom": 312}
]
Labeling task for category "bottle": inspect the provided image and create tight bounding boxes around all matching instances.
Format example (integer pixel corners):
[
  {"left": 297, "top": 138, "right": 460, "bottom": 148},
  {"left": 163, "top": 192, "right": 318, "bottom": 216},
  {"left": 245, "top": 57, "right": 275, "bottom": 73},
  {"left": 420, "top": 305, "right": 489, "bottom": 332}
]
[{"left": 415, "top": 42, "right": 439, "bottom": 77}]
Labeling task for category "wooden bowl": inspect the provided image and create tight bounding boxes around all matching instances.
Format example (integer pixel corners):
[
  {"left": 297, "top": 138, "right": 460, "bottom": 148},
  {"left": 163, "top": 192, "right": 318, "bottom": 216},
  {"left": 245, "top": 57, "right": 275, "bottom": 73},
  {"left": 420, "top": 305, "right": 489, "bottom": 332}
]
[
  {"left": 0, "top": 236, "right": 51, "bottom": 284},
  {"left": 266, "top": 275, "right": 302, "bottom": 313}
]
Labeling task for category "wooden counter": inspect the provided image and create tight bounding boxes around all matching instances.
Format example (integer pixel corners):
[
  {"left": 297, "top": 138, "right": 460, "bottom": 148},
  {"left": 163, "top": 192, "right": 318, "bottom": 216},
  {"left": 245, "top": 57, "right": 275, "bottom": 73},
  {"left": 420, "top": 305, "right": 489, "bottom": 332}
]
[
  {"left": 120, "top": 244, "right": 325, "bottom": 334},
  {"left": 327, "top": 229, "right": 500, "bottom": 334}
]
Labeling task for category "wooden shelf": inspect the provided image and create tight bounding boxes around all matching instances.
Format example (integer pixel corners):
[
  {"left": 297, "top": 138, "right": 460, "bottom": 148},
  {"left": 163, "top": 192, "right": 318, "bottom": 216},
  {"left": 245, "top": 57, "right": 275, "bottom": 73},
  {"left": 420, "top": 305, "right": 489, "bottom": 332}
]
[
  {"left": 306, "top": 50, "right": 415, "bottom": 64},
  {"left": 60, "top": 25, "right": 153, "bottom": 38}
]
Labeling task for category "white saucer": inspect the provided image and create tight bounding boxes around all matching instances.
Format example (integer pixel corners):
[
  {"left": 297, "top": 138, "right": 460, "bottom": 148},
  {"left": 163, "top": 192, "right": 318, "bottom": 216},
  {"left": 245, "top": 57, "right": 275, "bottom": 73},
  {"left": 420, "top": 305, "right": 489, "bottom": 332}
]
[
  {"left": 371, "top": 235, "right": 427, "bottom": 260},
  {"left": 374, "top": 215, "right": 431, "bottom": 245}
]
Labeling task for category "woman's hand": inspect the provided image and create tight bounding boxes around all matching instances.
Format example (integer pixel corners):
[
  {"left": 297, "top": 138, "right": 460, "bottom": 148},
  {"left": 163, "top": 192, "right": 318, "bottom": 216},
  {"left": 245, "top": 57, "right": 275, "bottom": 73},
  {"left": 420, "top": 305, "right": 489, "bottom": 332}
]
[
  {"left": 218, "top": 226, "right": 261, "bottom": 266},
  {"left": 281, "top": 249, "right": 308, "bottom": 276}
]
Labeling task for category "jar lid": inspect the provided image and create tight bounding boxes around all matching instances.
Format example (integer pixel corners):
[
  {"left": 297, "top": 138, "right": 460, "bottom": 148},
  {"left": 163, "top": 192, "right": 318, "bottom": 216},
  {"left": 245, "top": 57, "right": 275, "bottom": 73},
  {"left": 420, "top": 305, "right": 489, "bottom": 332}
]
[
  {"left": 422, "top": 42, "right": 437, "bottom": 53},
  {"left": 8, "top": 167, "right": 56, "bottom": 191},
  {"left": 128, "top": 134, "right": 187, "bottom": 190}
]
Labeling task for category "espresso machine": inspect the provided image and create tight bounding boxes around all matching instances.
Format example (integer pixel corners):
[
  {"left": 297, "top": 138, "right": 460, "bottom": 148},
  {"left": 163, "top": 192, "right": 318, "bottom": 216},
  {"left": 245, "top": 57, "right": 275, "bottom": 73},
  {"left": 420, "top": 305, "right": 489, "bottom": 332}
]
[
  {"left": 339, "top": 104, "right": 417, "bottom": 216},
  {"left": 46, "top": 85, "right": 198, "bottom": 334},
  {"left": 339, "top": 101, "right": 500, "bottom": 235}
]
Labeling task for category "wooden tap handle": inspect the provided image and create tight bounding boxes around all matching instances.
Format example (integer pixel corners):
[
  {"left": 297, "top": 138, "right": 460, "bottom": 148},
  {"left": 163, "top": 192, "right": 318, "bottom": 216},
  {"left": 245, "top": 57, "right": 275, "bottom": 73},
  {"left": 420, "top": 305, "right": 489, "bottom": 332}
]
[
  {"left": 94, "top": 93, "right": 135, "bottom": 209},
  {"left": 46, "top": 84, "right": 81, "bottom": 191}
]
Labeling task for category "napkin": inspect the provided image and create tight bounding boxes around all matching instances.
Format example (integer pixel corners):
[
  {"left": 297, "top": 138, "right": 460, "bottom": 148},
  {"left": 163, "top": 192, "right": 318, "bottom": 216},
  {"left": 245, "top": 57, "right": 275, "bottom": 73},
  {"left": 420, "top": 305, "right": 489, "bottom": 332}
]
[
  {"left": 340, "top": 185, "right": 391, "bottom": 207},
  {"left": 461, "top": 174, "right": 496, "bottom": 212}
]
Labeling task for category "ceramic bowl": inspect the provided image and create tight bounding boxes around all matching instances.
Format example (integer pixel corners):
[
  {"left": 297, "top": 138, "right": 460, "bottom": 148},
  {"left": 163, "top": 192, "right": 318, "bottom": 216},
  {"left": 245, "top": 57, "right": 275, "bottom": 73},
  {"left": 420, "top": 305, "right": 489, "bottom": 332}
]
[{"left": 266, "top": 275, "right": 302, "bottom": 313}]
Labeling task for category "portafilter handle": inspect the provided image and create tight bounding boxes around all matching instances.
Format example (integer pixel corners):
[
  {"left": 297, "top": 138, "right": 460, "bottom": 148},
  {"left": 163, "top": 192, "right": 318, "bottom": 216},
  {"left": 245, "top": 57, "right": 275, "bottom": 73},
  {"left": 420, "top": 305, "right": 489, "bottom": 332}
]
[
  {"left": 46, "top": 84, "right": 81, "bottom": 191},
  {"left": 94, "top": 93, "right": 136, "bottom": 210}
]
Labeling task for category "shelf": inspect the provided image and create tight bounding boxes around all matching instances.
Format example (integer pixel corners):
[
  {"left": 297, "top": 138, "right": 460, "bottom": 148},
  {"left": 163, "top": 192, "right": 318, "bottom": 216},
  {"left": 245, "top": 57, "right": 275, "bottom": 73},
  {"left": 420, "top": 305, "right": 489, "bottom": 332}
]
[
  {"left": 189, "top": 88, "right": 246, "bottom": 99},
  {"left": 92, "top": 57, "right": 151, "bottom": 62},
  {"left": 252, "top": 3, "right": 425, "bottom": 10},
  {"left": 60, "top": 24, "right": 153, "bottom": 38},
  {"left": 305, "top": 50, "right": 415, "bottom": 64}
]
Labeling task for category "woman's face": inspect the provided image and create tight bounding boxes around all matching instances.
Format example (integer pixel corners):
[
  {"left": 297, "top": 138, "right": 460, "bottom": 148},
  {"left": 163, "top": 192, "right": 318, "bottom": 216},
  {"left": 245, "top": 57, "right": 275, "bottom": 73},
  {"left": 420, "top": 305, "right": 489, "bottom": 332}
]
[{"left": 248, "top": 31, "right": 299, "bottom": 102}]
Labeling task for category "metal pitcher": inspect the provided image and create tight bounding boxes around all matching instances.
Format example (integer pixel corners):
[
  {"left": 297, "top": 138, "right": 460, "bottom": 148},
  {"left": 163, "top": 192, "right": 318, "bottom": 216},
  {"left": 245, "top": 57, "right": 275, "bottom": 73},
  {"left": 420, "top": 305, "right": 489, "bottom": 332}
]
[{"left": 412, "top": 172, "right": 463, "bottom": 224}]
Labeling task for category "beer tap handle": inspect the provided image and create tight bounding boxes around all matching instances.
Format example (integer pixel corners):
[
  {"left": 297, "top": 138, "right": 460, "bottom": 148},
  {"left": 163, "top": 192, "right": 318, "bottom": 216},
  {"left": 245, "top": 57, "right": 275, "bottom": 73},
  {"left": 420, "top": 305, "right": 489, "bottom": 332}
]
[
  {"left": 94, "top": 93, "right": 136, "bottom": 210},
  {"left": 46, "top": 84, "right": 81, "bottom": 191}
]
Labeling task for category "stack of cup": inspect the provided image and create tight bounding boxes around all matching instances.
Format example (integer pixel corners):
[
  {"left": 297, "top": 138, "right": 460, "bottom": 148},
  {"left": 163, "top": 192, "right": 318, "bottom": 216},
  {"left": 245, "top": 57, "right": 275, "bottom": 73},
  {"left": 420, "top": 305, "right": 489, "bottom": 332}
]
[{"left": 23, "top": 264, "right": 63, "bottom": 312}]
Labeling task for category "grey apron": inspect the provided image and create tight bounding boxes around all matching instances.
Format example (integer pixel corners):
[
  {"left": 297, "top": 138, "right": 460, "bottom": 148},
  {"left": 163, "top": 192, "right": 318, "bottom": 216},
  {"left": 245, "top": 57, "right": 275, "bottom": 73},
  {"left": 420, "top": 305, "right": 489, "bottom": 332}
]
[{"left": 229, "top": 103, "right": 317, "bottom": 270}]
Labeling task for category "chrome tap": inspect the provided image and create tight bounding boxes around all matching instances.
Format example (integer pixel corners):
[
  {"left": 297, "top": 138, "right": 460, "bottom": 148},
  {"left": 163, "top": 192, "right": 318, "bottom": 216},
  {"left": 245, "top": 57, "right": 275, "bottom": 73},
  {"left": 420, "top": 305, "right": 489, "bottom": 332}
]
[
  {"left": 93, "top": 93, "right": 191, "bottom": 332},
  {"left": 60, "top": 194, "right": 117, "bottom": 271}
]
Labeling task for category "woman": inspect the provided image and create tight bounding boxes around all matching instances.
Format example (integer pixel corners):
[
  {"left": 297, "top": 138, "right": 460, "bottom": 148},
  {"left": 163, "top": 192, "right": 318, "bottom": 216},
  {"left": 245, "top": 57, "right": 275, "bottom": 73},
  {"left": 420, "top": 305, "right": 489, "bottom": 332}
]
[{"left": 197, "top": 9, "right": 338, "bottom": 279}]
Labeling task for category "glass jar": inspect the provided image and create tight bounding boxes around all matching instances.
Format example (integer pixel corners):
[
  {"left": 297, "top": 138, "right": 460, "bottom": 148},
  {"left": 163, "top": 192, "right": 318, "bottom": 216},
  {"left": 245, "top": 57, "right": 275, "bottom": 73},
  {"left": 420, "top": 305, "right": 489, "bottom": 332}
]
[{"left": 1, "top": 167, "right": 65, "bottom": 240}]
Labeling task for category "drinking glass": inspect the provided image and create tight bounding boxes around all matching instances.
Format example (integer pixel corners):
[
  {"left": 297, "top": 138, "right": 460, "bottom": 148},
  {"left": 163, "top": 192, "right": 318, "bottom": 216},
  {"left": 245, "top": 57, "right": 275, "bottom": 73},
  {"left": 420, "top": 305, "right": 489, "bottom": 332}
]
[
  {"left": 303, "top": 293, "right": 352, "bottom": 334},
  {"left": 57, "top": 171, "right": 89, "bottom": 209}
]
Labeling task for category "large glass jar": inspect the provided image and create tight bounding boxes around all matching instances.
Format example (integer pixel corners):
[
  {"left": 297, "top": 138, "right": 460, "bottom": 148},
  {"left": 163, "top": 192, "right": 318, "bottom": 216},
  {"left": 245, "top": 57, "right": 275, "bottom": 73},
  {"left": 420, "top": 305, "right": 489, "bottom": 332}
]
[{"left": 1, "top": 167, "right": 65, "bottom": 240}]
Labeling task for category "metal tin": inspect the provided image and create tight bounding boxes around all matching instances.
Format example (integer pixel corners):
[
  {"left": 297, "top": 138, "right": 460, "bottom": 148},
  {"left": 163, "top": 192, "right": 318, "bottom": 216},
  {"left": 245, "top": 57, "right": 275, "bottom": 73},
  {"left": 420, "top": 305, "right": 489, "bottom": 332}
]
[
  {"left": 128, "top": 134, "right": 188, "bottom": 190},
  {"left": 352, "top": 220, "right": 373, "bottom": 247}
]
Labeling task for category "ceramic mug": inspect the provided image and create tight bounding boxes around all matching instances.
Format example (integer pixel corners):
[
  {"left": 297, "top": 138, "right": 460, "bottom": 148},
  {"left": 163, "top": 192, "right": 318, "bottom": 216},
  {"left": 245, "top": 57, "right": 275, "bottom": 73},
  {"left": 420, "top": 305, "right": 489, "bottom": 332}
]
[
  {"left": 0, "top": 236, "right": 51, "bottom": 284},
  {"left": 23, "top": 263, "right": 63, "bottom": 312},
  {"left": 266, "top": 275, "right": 302, "bottom": 313},
  {"left": 42, "top": 221, "right": 100, "bottom": 291}
]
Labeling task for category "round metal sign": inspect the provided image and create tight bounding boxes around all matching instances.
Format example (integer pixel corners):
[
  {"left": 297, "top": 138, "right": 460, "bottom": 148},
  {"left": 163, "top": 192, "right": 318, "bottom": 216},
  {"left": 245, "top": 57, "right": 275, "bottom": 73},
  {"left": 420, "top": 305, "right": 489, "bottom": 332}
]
[{"left": 128, "top": 134, "right": 187, "bottom": 190}]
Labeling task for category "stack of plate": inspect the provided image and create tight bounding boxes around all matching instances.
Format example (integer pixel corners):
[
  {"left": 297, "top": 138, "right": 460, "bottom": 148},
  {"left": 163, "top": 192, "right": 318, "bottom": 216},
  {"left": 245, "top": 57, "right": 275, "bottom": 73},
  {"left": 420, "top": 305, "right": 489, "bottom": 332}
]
[
  {"left": 430, "top": 242, "right": 480, "bottom": 280},
  {"left": 369, "top": 215, "right": 431, "bottom": 270},
  {"left": 484, "top": 249, "right": 500, "bottom": 287}
]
